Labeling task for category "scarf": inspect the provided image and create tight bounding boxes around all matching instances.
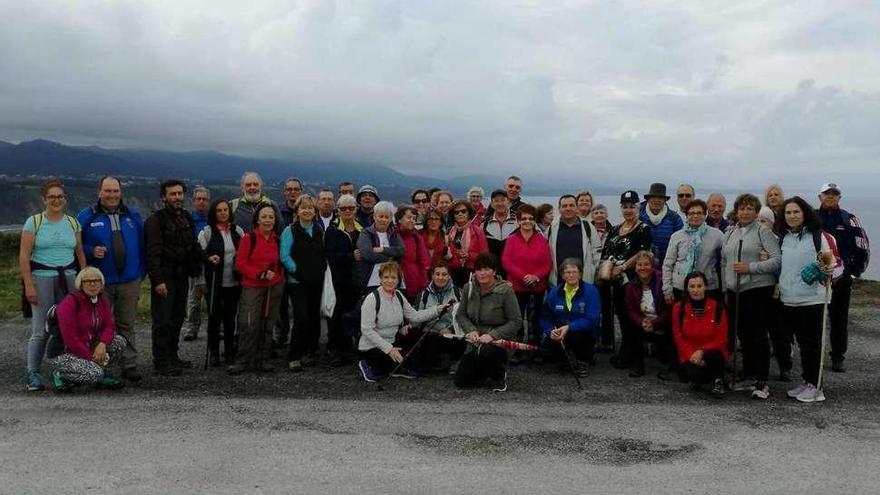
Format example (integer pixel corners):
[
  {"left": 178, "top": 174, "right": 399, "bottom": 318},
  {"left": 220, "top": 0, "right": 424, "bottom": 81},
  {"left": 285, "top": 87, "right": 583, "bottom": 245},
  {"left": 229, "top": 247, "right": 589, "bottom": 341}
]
[
  {"left": 447, "top": 222, "right": 472, "bottom": 255},
  {"left": 645, "top": 204, "right": 668, "bottom": 226},
  {"left": 682, "top": 223, "right": 707, "bottom": 276}
]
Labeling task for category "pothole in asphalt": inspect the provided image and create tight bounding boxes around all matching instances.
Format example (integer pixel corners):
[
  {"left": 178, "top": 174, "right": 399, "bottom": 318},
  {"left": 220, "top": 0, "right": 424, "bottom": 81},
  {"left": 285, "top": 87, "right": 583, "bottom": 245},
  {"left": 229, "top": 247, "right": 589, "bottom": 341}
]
[{"left": 400, "top": 431, "right": 701, "bottom": 465}]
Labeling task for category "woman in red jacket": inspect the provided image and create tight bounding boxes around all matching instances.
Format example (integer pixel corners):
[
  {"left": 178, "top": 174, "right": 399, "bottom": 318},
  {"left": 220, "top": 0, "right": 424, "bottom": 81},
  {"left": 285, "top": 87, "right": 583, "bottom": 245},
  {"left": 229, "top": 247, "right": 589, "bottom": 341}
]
[
  {"left": 502, "top": 204, "right": 552, "bottom": 346},
  {"left": 421, "top": 210, "right": 451, "bottom": 266},
  {"left": 228, "top": 204, "right": 284, "bottom": 375},
  {"left": 447, "top": 201, "right": 489, "bottom": 287},
  {"left": 673, "top": 271, "right": 728, "bottom": 398},
  {"left": 49, "top": 266, "right": 126, "bottom": 392},
  {"left": 396, "top": 205, "right": 431, "bottom": 301}
]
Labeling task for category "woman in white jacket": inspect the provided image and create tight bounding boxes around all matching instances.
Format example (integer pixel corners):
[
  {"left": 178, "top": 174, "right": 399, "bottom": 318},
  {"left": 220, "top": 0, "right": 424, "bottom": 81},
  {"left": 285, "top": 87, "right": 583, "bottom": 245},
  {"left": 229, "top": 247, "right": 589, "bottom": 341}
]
[{"left": 662, "top": 199, "right": 724, "bottom": 304}]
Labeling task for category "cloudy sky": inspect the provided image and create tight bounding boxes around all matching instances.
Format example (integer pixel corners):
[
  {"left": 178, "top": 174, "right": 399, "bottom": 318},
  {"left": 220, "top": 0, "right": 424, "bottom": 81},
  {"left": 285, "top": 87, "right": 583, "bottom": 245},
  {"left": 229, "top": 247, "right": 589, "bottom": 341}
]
[{"left": 1, "top": 0, "right": 878, "bottom": 193}]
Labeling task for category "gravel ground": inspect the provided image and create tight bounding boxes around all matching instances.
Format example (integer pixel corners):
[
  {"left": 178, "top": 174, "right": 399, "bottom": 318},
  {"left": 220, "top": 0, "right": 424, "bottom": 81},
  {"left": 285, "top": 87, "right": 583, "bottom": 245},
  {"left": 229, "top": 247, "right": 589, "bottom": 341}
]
[{"left": 1, "top": 301, "right": 878, "bottom": 494}]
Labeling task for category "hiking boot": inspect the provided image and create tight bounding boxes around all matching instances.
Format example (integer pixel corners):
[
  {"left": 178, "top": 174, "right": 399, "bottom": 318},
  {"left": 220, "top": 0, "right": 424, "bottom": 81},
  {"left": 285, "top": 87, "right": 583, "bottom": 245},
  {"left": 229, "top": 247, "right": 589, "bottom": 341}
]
[
  {"left": 51, "top": 370, "right": 69, "bottom": 393},
  {"left": 489, "top": 372, "right": 508, "bottom": 393},
  {"left": 154, "top": 363, "right": 183, "bottom": 376},
  {"left": 391, "top": 366, "right": 417, "bottom": 379},
  {"left": 226, "top": 363, "right": 246, "bottom": 375},
  {"left": 99, "top": 373, "right": 124, "bottom": 390},
  {"left": 288, "top": 360, "right": 304, "bottom": 373},
  {"left": 831, "top": 358, "right": 846, "bottom": 373},
  {"left": 795, "top": 384, "right": 826, "bottom": 403},
  {"left": 183, "top": 330, "right": 198, "bottom": 342},
  {"left": 710, "top": 378, "right": 725, "bottom": 398},
  {"left": 358, "top": 359, "right": 384, "bottom": 383},
  {"left": 26, "top": 371, "right": 45, "bottom": 392},
  {"left": 121, "top": 368, "right": 142, "bottom": 382},
  {"left": 787, "top": 382, "right": 809, "bottom": 398},
  {"left": 751, "top": 382, "right": 770, "bottom": 400}
]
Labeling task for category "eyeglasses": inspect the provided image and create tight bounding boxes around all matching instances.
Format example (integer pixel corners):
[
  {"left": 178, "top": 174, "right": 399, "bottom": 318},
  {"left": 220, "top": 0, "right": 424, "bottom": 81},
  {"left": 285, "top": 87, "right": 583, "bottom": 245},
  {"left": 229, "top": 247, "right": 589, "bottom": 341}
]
[
  {"left": 413, "top": 198, "right": 429, "bottom": 204},
  {"left": 678, "top": 194, "right": 693, "bottom": 198},
  {"left": 82, "top": 279, "right": 103, "bottom": 285},
  {"left": 338, "top": 206, "right": 356, "bottom": 211},
  {"left": 46, "top": 195, "right": 65, "bottom": 200},
  {"left": 454, "top": 210, "right": 469, "bottom": 215}
]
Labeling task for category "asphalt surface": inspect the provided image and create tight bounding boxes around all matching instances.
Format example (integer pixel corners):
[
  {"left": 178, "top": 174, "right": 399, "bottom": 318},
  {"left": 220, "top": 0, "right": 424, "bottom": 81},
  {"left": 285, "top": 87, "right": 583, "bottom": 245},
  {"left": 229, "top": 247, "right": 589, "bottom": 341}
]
[{"left": 1, "top": 300, "right": 879, "bottom": 494}]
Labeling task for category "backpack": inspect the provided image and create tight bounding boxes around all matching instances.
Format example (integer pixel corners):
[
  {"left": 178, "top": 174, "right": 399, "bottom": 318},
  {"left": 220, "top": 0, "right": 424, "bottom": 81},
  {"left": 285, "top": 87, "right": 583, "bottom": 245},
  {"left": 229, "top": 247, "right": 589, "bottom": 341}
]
[
  {"left": 31, "top": 213, "right": 79, "bottom": 236},
  {"left": 44, "top": 295, "right": 79, "bottom": 359},
  {"left": 342, "top": 288, "right": 406, "bottom": 343},
  {"left": 779, "top": 228, "right": 823, "bottom": 253}
]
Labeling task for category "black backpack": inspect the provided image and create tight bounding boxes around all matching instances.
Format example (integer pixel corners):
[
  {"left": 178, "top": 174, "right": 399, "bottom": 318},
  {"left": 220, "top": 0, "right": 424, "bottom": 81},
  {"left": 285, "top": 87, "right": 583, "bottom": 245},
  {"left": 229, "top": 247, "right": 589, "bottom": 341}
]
[
  {"left": 342, "top": 289, "right": 406, "bottom": 343},
  {"left": 44, "top": 295, "right": 79, "bottom": 359}
]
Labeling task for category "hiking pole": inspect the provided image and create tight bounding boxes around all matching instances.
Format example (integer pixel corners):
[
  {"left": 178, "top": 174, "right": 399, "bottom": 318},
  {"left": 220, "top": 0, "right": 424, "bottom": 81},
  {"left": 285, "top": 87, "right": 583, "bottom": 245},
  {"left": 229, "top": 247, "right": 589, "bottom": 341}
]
[
  {"left": 377, "top": 302, "right": 454, "bottom": 391},
  {"left": 255, "top": 281, "right": 272, "bottom": 373},
  {"left": 817, "top": 276, "right": 832, "bottom": 392},
  {"left": 559, "top": 338, "right": 583, "bottom": 390},
  {"left": 204, "top": 270, "right": 216, "bottom": 370},
  {"left": 731, "top": 239, "right": 743, "bottom": 390}
]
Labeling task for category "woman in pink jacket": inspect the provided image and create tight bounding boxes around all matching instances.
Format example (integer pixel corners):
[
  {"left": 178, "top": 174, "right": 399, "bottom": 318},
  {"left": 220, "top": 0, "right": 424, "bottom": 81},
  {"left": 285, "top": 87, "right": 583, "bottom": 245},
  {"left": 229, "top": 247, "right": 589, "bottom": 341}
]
[
  {"left": 447, "top": 200, "right": 489, "bottom": 287},
  {"left": 49, "top": 266, "right": 126, "bottom": 392},
  {"left": 396, "top": 205, "right": 431, "bottom": 301},
  {"left": 502, "top": 204, "right": 552, "bottom": 347}
]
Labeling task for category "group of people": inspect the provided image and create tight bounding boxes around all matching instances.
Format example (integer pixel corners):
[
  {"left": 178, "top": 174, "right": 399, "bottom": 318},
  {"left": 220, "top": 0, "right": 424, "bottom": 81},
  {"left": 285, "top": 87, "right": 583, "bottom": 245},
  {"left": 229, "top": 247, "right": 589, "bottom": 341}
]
[{"left": 20, "top": 173, "right": 870, "bottom": 401}]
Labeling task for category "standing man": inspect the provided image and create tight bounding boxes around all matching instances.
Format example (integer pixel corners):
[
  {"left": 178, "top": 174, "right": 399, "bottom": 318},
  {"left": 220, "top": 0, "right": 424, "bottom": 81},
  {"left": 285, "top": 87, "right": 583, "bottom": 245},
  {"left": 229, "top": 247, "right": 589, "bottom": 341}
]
[
  {"left": 230, "top": 171, "right": 281, "bottom": 232},
  {"left": 817, "top": 183, "right": 870, "bottom": 373},
  {"left": 144, "top": 179, "right": 203, "bottom": 376},
  {"left": 505, "top": 176, "right": 524, "bottom": 213},
  {"left": 338, "top": 181, "right": 355, "bottom": 198},
  {"left": 483, "top": 189, "right": 518, "bottom": 278},
  {"left": 316, "top": 188, "right": 337, "bottom": 231},
  {"left": 273, "top": 176, "right": 304, "bottom": 348},
  {"left": 183, "top": 186, "right": 210, "bottom": 342},
  {"left": 639, "top": 183, "right": 684, "bottom": 264},
  {"left": 279, "top": 177, "right": 304, "bottom": 226},
  {"left": 356, "top": 185, "right": 379, "bottom": 227},
  {"left": 547, "top": 194, "right": 602, "bottom": 286},
  {"left": 675, "top": 184, "right": 695, "bottom": 221},
  {"left": 706, "top": 193, "right": 729, "bottom": 232},
  {"left": 77, "top": 175, "right": 145, "bottom": 382}
]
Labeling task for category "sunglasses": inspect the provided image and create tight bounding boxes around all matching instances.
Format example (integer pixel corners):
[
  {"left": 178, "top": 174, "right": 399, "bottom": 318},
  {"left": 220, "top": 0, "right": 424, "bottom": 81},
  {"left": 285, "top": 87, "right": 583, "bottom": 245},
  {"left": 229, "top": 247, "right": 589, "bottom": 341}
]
[
  {"left": 413, "top": 198, "right": 429, "bottom": 204},
  {"left": 454, "top": 209, "right": 469, "bottom": 215},
  {"left": 677, "top": 193, "right": 693, "bottom": 198}
]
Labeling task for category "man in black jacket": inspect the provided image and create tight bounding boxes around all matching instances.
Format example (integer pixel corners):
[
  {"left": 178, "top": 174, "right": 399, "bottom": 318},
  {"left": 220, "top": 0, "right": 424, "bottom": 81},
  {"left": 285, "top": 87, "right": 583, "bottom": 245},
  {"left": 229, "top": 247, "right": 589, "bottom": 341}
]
[{"left": 144, "top": 179, "right": 203, "bottom": 376}]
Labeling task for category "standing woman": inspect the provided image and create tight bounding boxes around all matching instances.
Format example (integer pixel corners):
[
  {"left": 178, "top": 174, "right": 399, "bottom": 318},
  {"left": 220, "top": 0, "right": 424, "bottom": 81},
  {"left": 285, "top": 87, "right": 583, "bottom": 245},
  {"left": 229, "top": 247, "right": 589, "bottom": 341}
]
[
  {"left": 421, "top": 210, "right": 452, "bottom": 265},
  {"left": 447, "top": 200, "right": 489, "bottom": 287},
  {"left": 601, "top": 190, "right": 653, "bottom": 356},
  {"left": 280, "top": 195, "right": 326, "bottom": 372},
  {"left": 354, "top": 201, "right": 403, "bottom": 293},
  {"left": 590, "top": 204, "right": 611, "bottom": 247},
  {"left": 672, "top": 271, "right": 728, "bottom": 397},
  {"left": 764, "top": 184, "right": 785, "bottom": 220},
  {"left": 396, "top": 205, "right": 431, "bottom": 302},
  {"left": 536, "top": 203, "right": 554, "bottom": 238},
  {"left": 776, "top": 196, "right": 842, "bottom": 403},
  {"left": 502, "top": 204, "right": 552, "bottom": 347},
  {"left": 623, "top": 251, "right": 672, "bottom": 378},
  {"left": 20, "top": 178, "right": 86, "bottom": 391},
  {"left": 662, "top": 199, "right": 724, "bottom": 303},
  {"left": 198, "top": 199, "right": 245, "bottom": 366},
  {"left": 722, "top": 193, "right": 781, "bottom": 399},
  {"left": 228, "top": 204, "right": 284, "bottom": 374},
  {"left": 324, "top": 194, "right": 362, "bottom": 366}
]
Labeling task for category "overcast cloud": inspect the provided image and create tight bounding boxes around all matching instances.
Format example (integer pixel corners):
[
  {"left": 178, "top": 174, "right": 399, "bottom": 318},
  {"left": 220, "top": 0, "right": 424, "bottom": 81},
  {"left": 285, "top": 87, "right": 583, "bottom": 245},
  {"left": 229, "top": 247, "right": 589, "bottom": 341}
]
[{"left": 1, "top": 0, "right": 878, "bottom": 192}]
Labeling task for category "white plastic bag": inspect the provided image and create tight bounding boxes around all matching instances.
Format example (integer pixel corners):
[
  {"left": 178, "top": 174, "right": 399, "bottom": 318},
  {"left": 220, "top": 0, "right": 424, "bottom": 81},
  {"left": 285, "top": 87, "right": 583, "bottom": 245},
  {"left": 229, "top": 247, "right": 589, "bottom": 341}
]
[{"left": 320, "top": 266, "right": 336, "bottom": 318}]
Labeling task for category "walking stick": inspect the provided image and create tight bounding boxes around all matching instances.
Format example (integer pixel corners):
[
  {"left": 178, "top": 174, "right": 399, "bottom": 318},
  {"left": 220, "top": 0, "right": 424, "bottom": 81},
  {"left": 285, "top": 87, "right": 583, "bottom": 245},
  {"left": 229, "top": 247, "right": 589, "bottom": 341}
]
[
  {"left": 559, "top": 338, "right": 583, "bottom": 390},
  {"left": 731, "top": 239, "right": 743, "bottom": 389},
  {"left": 817, "top": 277, "right": 832, "bottom": 392},
  {"left": 204, "top": 270, "right": 216, "bottom": 370},
  {"left": 255, "top": 281, "right": 272, "bottom": 373},
  {"left": 377, "top": 302, "right": 454, "bottom": 391}
]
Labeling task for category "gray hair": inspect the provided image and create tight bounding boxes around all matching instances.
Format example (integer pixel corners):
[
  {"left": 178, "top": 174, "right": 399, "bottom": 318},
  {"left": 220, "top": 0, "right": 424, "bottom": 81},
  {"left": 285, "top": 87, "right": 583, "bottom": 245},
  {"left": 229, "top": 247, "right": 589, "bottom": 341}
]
[
  {"left": 707, "top": 193, "right": 726, "bottom": 205},
  {"left": 591, "top": 204, "right": 607, "bottom": 213},
  {"left": 240, "top": 171, "right": 263, "bottom": 187},
  {"left": 285, "top": 176, "right": 303, "bottom": 188},
  {"left": 337, "top": 194, "right": 356, "bottom": 208},
  {"left": 678, "top": 183, "right": 695, "bottom": 194},
  {"left": 192, "top": 186, "right": 210, "bottom": 197},
  {"left": 468, "top": 186, "right": 485, "bottom": 196},
  {"left": 373, "top": 201, "right": 396, "bottom": 217}
]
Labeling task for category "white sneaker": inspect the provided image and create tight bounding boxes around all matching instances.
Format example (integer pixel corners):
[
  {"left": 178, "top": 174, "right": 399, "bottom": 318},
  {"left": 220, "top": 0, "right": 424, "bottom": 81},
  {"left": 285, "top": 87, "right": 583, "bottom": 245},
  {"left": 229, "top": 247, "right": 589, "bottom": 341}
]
[
  {"left": 795, "top": 384, "right": 826, "bottom": 403},
  {"left": 751, "top": 382, "right": 770, "bottom": 400},
  {"left": 787, "top": 382, "right": 808, "bottom": 398}
]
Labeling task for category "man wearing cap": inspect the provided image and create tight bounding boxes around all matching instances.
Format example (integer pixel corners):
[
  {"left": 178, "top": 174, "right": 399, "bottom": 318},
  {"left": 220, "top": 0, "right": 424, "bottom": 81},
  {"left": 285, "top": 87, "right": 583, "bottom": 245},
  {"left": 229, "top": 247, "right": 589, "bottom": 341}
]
[
  {"left": 675, "top": 184, "right": 695, "bottom": 222},
  {"left": 817, "top": 183, "right": 871, "bottom": 373},
  {"left": 483, "top": 189, "right": 518, "bottom": 277},
  {"left": 468, "top": 186, "right": 486, "bottom": 226},
  {"left": 483, "top": 176, "right": 524, "bottom": 224},
  {"left": 230, "top": 171, "right": 282, "bottom": 232},
  {"left": 356, "top": 185, "right": 379, "bottom": 227},
  {"left": 639, "top": 183, "right": 684, "bottom": 264}
]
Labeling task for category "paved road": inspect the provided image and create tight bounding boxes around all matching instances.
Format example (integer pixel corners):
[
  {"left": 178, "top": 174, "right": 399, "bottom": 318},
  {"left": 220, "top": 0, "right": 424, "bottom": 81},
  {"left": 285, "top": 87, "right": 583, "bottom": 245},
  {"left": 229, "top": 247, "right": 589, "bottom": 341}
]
[{"left": 1, "top": 302, "right": 878, "bottom": 494}]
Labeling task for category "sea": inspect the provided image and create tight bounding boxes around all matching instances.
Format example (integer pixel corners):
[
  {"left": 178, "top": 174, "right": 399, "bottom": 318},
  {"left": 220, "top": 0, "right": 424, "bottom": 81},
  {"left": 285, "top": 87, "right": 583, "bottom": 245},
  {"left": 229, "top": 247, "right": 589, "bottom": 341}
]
[{"left": 523, "top": 194, "right": 879, "bottom": 281}]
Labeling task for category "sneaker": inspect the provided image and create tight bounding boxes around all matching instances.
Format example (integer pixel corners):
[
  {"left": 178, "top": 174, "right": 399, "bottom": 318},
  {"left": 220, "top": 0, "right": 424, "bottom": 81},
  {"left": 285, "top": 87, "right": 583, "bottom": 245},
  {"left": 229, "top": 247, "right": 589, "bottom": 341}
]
[
  {"left": 831, "top": 358, "right": 846, "bottom": 373},
  {"left": 358, "top": 359, "right": 384, "bottom": 383},
  {"left": 288, "top": 360, "right": 304, "bottom": 373},
  {"left": 26, "top": 371, "right": 45, "bottom": 392},
  {"left": 391, "top": 367, "right": 417, "bottom": 379},
  {"left": 751, "top": 382, "right": 770, "bottom": 400},
  {"left": 489, "top": 372, "right": 508, "bottom": 393},
  {"left": 121, "top": 368, "right": 142, "bottom": 382},
  {"left": 787, "top": 382, "right": 809, "bottom": 398},
  {"left": 710, "top": 378, "right": 725, "bottom": 398},
  {"left": 795, "top": 384, "right": 826, "bottom": 403},
  {"left": 183, "top": 330, "right": 198, "bottom": 342},
  {"left": 734, "top": 379, "right": 756, "bottom": 392},
  {"left": 99, "top": 373, "right": 124, "bottom": 390},
  {"left": 50, "top": 370, "right": 68, "bottom": 393}
]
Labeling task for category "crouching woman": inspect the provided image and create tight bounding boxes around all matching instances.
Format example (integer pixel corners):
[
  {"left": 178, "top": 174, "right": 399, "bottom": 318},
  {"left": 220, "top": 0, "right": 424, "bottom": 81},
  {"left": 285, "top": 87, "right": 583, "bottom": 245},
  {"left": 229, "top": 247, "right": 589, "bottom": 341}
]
[
  {"left": 50, "top": 266, "right": 126, "bottom": 391},
  {"left": 672, "top": 271, "right": 728, "bottom": 398},
  {"left": 453, "top": 253, "right": 522, "bottom": 392}
]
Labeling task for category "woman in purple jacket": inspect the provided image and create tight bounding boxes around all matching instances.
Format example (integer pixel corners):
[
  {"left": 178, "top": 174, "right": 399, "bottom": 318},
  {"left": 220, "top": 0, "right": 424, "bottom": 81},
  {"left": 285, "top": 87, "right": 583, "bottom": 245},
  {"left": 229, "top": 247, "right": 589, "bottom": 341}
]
[{"left": 49, "top": 266, "right": 127, "bottom": 392}]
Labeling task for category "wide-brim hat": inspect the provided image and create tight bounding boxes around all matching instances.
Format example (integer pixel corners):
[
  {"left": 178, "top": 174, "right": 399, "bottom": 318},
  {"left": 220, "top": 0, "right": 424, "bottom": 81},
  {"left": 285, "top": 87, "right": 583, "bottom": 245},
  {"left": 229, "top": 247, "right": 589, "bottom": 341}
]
[{"left": 644, "top": 182, "right": 670, "bottom": 200}]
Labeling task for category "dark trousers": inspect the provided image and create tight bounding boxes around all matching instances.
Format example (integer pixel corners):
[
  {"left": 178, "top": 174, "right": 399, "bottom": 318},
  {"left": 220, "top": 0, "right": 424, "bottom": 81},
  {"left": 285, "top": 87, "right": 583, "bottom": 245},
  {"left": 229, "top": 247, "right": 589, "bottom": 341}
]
[
  {"left": 328, "top": 284, "right": 356, "bottom": 353},
  {"left": 768, "top": 296, "right": 793, "bottom": 373},
  {"left": 681, "top": 349, "right": 725, "bottom": 384},
  {"left": 452, "top": 268, "right": 471, "bottom": 288},
  {"left": 515, "top": 291, "right": 545, "bottom": 344},
  {"left": 288, "top": 281, "right": 323, "bottom": 361},
  {"left": 727, "top": 286, "right": 773, "bottom": 382},
  {"left": 829, "top": 275, "right": 852, "bottom": 361},
  {"left": 783, "top": 304, "right": 824, "bottom": 386},
  {"left": 273, "top": 284, "right": 291, "bottom": 345},
  {"left": 150, "top": 277, "right": 189, "bottom": 366},
  {"left": 598, "top": 282, "right": 615, "bottom": 348},
  {"left": 237, "top": 284, "right": 284, "bottom": 368},
  {"left": 413, "top": 332, "right": 466, "bottom": 369},
  {"left": 360, "top": 348, "right": 397, "bottom": 376},
  {"left": 543, "top": 331, "right": 595, "bottom": 364},
  {"left": 454, "top": 345, "right": 508, "bottom": 388},
  {"left": 206, "top": 286, "right": 241, "bottom": 362}
]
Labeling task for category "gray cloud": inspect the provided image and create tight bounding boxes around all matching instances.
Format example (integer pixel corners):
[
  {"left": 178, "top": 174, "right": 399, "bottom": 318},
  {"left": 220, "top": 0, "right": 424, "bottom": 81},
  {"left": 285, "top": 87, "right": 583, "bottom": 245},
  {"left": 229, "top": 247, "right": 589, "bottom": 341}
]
[{"left": 1, "top": 0, "right": 878, "bottom": 193}]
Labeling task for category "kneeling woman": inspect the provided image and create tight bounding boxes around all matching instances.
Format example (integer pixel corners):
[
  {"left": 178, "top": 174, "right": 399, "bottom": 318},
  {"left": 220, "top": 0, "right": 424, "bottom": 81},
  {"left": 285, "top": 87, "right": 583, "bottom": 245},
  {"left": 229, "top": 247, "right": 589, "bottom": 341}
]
[
  {"left": 540, "top": 258, "right": 601, "bottom": 377},
  {"left": 623, "top": 250, "right": 672, "bottom": 378},
  {"left": 50, "top": 267, "right": 126, "bottom": 391},
  {"left": 672, "top": 272, "right": 728, "bottom": 397},
  {"left": 358, "top": 261, "right": 452, "bottom": 382},
  {"left": 454, "top": 253, "right": 522, "bottom": 392}
]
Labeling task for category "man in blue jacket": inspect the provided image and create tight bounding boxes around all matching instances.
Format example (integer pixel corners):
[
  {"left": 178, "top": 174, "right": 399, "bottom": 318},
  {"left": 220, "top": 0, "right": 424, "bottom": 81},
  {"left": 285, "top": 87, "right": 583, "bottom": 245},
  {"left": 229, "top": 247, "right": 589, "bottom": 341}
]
[
  {"left": 77, "top": 176, "right": 146, "bottom": 382},
  {"left": 640, "top": 183, "right": 684, "bottom": 265}
]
